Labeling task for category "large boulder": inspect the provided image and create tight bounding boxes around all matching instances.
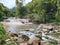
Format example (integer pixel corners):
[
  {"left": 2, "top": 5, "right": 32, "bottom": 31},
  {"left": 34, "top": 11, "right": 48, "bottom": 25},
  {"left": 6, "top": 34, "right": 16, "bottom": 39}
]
[{"left": 28, "top": 37, "right": 40, "bottom": 45}]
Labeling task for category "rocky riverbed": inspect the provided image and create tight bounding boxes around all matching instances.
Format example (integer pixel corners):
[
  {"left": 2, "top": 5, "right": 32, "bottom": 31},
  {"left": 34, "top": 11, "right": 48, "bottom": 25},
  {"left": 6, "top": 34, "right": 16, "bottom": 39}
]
[{"left": 1, "top": 18, "right": 60, "bottom": 45}]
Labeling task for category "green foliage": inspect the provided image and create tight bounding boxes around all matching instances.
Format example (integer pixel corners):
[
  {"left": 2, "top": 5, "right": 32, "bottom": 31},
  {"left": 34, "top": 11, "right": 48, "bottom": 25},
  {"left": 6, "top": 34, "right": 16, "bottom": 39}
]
[
  {"left": 0, "top": 0, "right": 60, "bottom": 24},
  {"left": 25, "top": 0, "right": 57, "bottom": 23},
  {"left": 0, "top": 3, "right": 9, "bottom": 21},
  {"left": 56, "top": 15, "right": 60, "bottom": 21},
  {"left": 0, "top": 23, "right": 7, "bottom": 45},
  {"left": 9, "top": 43, "right": 17, "bottom": 45},
  {"left": 15, "top": 0, "right": 58, "bottom": 23},
  {"left": 0, "top": 3, "right": 17, "bottom": 21},
  {"left": 0, "top": 23, "right": 6, "bottom": 36},
  {"left": 9, "top": 7, "right": 16, "bottom": 17},
  {"left": 16, "top": 0, "right": 26, "bottom": 18}
]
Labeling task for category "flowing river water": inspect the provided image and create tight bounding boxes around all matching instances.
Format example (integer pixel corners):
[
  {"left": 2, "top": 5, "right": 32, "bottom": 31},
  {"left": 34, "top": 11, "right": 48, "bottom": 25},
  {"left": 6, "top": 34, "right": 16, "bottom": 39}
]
[
  {"left": 1, "top": 18, "right": 59, "bottom": 41},
  {"left": 2, "top": 18, "right": 38, "bottom": 39}
]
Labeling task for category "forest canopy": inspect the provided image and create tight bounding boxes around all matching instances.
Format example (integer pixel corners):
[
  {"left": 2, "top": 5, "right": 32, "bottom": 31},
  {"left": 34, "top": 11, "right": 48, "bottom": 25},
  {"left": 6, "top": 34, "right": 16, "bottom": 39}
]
[{"left": 0, "top": 0, "right": 60, "bottom": 24}]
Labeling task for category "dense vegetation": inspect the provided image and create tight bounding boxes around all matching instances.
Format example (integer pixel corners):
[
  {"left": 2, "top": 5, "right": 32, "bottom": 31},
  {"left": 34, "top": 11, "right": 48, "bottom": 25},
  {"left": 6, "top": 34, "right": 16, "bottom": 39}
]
[
  {"left": 16, "top": 0, "right": 60, "bottom": 24},
  {"left": 0, "top": 3, "right": 8, "bottom": 21},
  {"left": 0, "top": 0, "right": 60, "bottom": 24},
  {"left": 0, "top": 23, "right": 7, "bottom": 45},
  {"left": 0, "top": 3, "right": 16, "bottom": 21},
  {"left": 0, "top": 23, "right": 17, "bottom": 45}
]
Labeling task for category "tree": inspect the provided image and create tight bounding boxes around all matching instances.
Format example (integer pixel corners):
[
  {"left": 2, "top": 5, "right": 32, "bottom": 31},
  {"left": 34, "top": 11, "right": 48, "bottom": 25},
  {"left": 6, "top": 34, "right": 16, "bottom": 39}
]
[
  {"left": 16, "top": 0, "right": 26, "bottom": 18},
  {"left": 25, "top": 0, "right": 57, "bottom": 23},
  {"left": 0, "top": 3, "right": 9, "bottom": 21},
  {"left": 55, "top": 0, "right": 60, "bottom": 24},
  {"left": 9, "top": 7, "right": 16, "bottom": 17}
]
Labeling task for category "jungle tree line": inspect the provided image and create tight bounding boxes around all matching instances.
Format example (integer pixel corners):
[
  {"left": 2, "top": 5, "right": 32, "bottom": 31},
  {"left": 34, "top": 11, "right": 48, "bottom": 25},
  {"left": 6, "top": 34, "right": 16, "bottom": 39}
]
[
  {"left": 0, "top": 0, "right": 60, "bottom": 24},
  {"left": 0, "top": 3, "right": 16, "bottom": 21},
  {"left": 16, "top": 0, "right": 60, "bottom": 24}
]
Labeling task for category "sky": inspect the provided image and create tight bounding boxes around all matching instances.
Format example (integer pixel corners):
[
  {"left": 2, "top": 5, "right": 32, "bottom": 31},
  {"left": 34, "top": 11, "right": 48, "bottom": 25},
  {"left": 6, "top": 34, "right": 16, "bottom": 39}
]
[{"left": 0, "top": 0, "right": 32, "bottom": 9}]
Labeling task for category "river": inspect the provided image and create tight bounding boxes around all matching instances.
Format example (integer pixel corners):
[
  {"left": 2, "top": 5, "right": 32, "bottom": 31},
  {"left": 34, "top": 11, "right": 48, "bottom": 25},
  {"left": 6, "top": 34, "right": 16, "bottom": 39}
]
[
  {"left": 2, "top": 18, "right": 38, "bottom": 39},
  {"left": 1, "top": 18, "right": 59, "bottom": 41}
]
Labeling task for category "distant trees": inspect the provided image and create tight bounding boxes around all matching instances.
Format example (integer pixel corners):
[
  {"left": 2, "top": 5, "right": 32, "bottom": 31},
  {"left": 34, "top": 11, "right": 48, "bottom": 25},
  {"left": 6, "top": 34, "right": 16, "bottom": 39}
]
[
  {"left": 25, "top": 0, "right": 57, "bottom": 23},
  {"left": 25, "top": 0, "right": 42, "bottom": 21},
  {"left": 0, "top": 3, "right": 9, "bottom": 21},
  {"left": 9, "top": 7, "right": 16, "bottom": 17},
  {"left": 0, "top": 3, "right": 16, "bottom": 21},
  {"left": 15, "top": 0, "right": 60, "bottom": 23},
  {"left": 41, "top": 0, "right": 57, "bottom": 23},
  {"left": 0, "top": 0, "right": 60, "bottom": 24},
  {"left": 16, "top": 0, "right": 26, "bottom": 18}
]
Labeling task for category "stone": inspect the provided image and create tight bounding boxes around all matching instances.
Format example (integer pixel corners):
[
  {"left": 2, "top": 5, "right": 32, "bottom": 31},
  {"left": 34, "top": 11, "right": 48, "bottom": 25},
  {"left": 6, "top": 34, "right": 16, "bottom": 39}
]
[
  {"left": 20, "top": 42, "right": 28, "bottom": 45},
  {"left": 28, "top": 37, "right": 40, "bottom": 45}
]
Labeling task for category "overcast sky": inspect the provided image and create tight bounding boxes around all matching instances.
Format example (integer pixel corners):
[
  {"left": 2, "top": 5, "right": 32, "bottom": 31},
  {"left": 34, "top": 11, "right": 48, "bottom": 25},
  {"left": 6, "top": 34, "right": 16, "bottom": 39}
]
[{"left": 0, "top": 0, "right": 32, "bottom": 9}]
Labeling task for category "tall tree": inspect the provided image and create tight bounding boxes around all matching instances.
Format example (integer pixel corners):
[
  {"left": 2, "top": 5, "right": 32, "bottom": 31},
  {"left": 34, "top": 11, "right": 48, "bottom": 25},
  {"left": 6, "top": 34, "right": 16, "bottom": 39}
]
[
  {"left": 55, "top": 0, "right": 60, "bottom": 24},
  {"left": 16, "top": 0, "right": 26, "bottom": 18},
  {"left": 0, "top": 3, "right": 9, "bottom": 21}
]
